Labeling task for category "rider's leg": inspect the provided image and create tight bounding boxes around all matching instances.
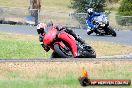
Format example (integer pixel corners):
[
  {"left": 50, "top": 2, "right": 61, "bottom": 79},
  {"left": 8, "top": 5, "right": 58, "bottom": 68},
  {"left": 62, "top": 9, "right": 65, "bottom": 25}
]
[
  {"left": 64, "top": 29, "right": 85, "bottom": 44},
  {"left": 86, "top": 26, "right": 94, "bottom": 35}
]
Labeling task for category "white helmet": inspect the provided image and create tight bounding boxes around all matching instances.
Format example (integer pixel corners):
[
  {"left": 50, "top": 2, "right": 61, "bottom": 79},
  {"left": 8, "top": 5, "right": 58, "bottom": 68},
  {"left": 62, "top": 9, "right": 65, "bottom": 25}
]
[
  {"left": 87, "top": 8, "right": 94, "bottom": 15},
  {"left": 37, "top": 23, "right": 47, "bottom": 29},
  {"left": 36, "top": 23, "right": 47, "bottom": 34}
]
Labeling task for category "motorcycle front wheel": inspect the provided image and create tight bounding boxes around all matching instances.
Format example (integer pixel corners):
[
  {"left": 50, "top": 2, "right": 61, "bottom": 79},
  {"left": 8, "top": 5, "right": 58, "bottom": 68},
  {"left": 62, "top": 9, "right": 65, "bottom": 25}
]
[
  {"left": 107, "top": 26, "right": 117, "bottom": 37},
  {"left": 53, "top": 44, "right": 73, "bottom": 58},
  {"left": 50, "top": 52, "right": 61, "bottom": 58}
]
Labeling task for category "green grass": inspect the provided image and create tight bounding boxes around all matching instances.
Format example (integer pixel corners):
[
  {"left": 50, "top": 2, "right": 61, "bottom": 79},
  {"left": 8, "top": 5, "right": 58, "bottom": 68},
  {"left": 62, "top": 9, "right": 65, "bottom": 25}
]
[
  {"left": 1, "top": 78, "right": 129, "bottom": 88},
  {"left": 0, "top": 78, "right": 78, "bottom": 88},
  {"left": 0, "top": 39, "right": 51, "bottom": 59},
  {"left": 0, "top": 32, "right": 51, "bottom": 59}
]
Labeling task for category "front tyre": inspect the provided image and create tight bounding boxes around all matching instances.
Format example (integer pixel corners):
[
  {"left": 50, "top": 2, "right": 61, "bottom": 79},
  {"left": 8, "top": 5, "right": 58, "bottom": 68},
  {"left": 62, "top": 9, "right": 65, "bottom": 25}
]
[
  {"left": 108, "top": 26, "right": 117, "bottom": 37},
  {"left": 50, "top": 52, "right": 61, "bottom": 58},
  {"left": 54, "top": 44, "right": 73, "bottom": 58}
]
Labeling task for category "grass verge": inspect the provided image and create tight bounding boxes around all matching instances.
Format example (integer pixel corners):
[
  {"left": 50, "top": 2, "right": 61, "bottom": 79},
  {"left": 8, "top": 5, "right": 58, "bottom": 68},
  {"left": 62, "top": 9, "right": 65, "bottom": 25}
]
[
  {"left": 0, "top": 32, "right": 132, "bottom": 59},
  {"left": 89, "top": 41, "right": 132, "bottom": 57},
  {"left": 0, "top": 61, "right": 131, "bottom": 88},
  {"left": 0, "top": 32, "right": 51, "bottom": 59}
]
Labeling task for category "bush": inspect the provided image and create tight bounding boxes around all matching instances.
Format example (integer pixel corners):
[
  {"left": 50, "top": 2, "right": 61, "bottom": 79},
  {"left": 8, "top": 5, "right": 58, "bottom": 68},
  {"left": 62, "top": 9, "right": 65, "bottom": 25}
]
[
  {"left": 118, "top": 0, "right": 132, "bottom": 16},
  {"left": 71, "top": 0, "right": 106, "bottom": 12},
  {"left": 117, "top": 0, "right": 132, "bottom": 26}
]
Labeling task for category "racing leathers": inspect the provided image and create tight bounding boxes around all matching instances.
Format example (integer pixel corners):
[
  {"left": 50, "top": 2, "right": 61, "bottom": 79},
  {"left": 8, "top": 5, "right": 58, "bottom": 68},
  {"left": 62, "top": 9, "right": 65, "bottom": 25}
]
[{"left": 86, "top": 12, "right": 101, "bottom": 35}]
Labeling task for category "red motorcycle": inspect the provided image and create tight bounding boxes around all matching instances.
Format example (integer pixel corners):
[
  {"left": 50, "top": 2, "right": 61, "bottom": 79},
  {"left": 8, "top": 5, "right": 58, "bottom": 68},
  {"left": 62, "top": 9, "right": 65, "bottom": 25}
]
[{"left": 43, "top": 25, "right": 96, "bottom": 58}]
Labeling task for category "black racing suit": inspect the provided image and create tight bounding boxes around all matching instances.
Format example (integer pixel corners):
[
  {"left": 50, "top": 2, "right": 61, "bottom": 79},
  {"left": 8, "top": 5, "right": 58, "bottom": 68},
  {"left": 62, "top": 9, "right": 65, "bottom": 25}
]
[{"left": 61, "top": 27, "right": 85, "bottom": 44}]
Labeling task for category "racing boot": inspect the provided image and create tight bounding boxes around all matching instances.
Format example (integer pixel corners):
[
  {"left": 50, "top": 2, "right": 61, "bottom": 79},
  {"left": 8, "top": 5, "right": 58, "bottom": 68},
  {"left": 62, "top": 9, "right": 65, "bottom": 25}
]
[{"left": 87, "top": 30, "right": 94, "bottom": 35}]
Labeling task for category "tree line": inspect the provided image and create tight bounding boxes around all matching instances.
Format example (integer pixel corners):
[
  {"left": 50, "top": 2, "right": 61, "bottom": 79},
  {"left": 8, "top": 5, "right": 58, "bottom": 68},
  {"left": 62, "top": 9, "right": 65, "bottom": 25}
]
[{"left": 71, "top": 0, "right": 132, "bottom": 16}]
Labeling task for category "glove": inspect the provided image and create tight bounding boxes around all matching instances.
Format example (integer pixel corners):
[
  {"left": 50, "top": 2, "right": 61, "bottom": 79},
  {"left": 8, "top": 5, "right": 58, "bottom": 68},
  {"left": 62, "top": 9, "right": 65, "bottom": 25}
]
[
  {"left": 44, "top": 46, "right": 50, "bottom": 52},
  {"left": 41, "top": 44, "right": 50, "bottom": 52}
]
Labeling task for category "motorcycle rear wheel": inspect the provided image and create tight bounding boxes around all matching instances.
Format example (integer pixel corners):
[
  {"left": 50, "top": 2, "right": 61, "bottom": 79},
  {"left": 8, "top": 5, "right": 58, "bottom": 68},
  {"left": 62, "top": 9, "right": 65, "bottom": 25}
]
[{"left": 85, "top": 46, "right": 96, "bottom": 58}]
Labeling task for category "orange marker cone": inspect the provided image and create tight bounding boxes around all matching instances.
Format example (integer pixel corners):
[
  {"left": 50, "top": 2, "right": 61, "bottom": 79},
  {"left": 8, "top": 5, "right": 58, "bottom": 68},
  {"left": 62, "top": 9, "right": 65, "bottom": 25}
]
[{"left": 82, "top": 67, "right": 88, "bottom": 78}]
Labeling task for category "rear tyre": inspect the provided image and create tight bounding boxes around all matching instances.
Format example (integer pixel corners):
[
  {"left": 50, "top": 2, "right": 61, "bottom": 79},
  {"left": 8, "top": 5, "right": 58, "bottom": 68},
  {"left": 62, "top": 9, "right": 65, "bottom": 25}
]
[
  {"left": 85, "top": 46, "right": 96, "bottom": 58},
  {"left": 54, "top": 44, "right": 73, "bottom": 58}
]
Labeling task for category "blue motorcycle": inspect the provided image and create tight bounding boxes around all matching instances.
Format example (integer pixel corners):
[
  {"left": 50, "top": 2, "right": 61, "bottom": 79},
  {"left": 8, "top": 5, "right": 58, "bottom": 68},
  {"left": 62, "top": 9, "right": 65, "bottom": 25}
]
[{"left": 86, "top": 13, "right": 116, "bottom": 37}]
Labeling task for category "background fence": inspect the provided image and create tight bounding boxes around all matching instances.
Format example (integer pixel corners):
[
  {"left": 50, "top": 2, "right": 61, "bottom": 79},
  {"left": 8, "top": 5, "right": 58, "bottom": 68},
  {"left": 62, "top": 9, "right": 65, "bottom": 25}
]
[{"left": 0, "top": 7, "right": 132, "bottom": 30}]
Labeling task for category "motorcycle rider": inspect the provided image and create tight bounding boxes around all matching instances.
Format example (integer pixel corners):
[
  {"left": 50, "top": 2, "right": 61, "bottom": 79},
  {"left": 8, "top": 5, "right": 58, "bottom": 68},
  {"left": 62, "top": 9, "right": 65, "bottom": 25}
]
[
  {"left": 36, "top": 22, "right": 85, "bottom": 57},
  {"left": 86, "top": 8, "right": 101, "bottom": 35},
  {"left": 37, "top": 23, "right": 50, "bottom": 52}
]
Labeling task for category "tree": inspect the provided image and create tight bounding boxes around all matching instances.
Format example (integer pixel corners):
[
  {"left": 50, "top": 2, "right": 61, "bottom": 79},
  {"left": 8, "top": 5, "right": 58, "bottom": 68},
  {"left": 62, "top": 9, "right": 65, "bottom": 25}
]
[
  {"left": 118, "top": 0, "right": 132, "bottom": 16},
  {"left": 71, "top": 0, "right": 106, "bottom": 12},
  {"left": 116, "top": 0, "right": 132, "bottom": 26}
]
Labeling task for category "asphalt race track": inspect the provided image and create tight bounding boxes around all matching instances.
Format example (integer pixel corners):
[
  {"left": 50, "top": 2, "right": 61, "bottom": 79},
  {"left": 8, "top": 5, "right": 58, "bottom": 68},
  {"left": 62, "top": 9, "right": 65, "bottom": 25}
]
[{"left": 0, "top": 24, "right": 132, "bottom": 46}]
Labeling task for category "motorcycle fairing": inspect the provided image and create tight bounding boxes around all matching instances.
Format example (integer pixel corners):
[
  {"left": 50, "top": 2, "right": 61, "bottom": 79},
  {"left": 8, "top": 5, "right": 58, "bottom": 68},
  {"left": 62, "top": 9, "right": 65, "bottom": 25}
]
[
  {"left": 57, "top": 31, "right": 78, "bottom": 57},
  {"left": 43, "top": 27, "right": 58, "bottom": 45}
]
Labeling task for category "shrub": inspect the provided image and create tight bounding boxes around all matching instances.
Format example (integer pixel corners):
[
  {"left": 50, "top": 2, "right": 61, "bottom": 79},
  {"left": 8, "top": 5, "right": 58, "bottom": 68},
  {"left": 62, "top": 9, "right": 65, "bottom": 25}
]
[
  {"left": 71, "top": 0, "right": 106, "bottom": 12},
  {"left": 118, "top": 0, "right": 132, "bottom": 16},
  {"left": 116, "top": 0, "right": 132, "bottom": 26}
]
